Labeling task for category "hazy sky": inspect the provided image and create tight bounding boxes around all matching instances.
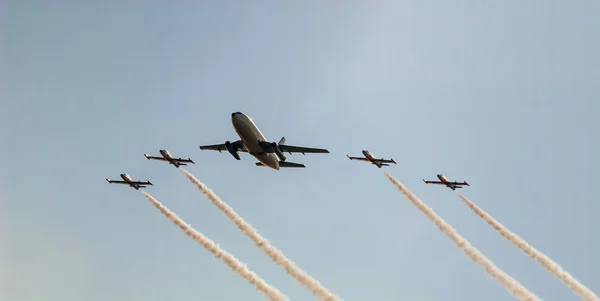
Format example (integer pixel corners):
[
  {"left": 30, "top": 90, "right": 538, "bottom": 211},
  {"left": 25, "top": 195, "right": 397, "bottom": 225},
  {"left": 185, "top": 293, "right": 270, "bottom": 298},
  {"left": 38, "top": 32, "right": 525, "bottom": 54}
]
[{"left": 4, "top": 1, "right": 599, "bottom": 300}]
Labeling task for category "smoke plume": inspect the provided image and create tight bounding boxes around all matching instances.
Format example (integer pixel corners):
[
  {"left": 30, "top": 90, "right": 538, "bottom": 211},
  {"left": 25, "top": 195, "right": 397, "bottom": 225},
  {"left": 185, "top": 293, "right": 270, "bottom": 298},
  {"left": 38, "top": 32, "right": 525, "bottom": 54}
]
[
  {"left": 141, "top": 191, "right": 288, "bottom": 301},
  {"left": 182, "top": 169, "right": 339, "bottom": 301},
  {"left": 459, "top": 194, "right": 599, "bottom": 301},
  {"left": 384, "top": 173, "right": 540, "bottom": 301}
]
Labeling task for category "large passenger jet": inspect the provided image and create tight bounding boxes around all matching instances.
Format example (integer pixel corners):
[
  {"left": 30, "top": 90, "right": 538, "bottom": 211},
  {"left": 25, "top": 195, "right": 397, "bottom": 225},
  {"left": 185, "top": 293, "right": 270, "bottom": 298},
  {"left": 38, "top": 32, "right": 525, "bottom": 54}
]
[{"left": 199, "top": 112, "right": 329, "bottom": 170}]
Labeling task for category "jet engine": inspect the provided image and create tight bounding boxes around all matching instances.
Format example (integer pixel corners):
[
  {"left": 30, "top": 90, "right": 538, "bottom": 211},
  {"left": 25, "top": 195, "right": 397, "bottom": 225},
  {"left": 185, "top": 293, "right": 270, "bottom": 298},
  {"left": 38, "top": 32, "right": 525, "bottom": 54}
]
[
  {"left": 225, "top": 141, "right": 241, "bottom": 160},
  {"left": 271, "top": 142, "right": 286, "bottom": 161}
]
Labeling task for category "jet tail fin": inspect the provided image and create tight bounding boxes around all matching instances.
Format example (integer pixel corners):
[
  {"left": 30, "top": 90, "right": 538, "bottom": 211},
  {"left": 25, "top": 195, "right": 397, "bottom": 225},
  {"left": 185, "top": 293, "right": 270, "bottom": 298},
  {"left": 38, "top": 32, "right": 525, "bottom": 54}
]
[{"left": 279, "top": 137, "right": 286, "bottom": 145}]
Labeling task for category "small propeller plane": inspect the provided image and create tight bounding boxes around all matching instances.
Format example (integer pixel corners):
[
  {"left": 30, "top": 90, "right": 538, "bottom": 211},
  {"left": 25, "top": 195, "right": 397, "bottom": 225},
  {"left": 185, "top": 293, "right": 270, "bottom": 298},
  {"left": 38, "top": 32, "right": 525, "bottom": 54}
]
[
  {"left": 199, "top": 112, "right": 329, "bottom": 170},
  {"left": 423, "top": 174, "right": 469, "bottom": 190},
  {"left": 106, "top": 174, "right": 153, "bottom": 190},
  {"left": 144, "top": 149, "right": 194, "bottom": 168},
  {"left": 346, "top": 150, "right": 396, "bottom": 168}
]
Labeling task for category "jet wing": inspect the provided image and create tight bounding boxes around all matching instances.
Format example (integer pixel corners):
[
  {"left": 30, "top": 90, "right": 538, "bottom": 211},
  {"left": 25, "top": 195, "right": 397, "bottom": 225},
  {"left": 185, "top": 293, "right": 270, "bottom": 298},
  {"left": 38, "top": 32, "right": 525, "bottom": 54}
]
[
  {"left": 107, "top": 179, "right": 128, "bottom": 184},
  {"left": 257, "top": 141, "right": 329, "bottom": 154},
  {"left": 131, "top": 181, "right": 153, "bottom": 185},
  {"left": 447, "top": 181, "right": 469, "bottom": 186},
  {"left": 347, "top": 155, "right": 371, "bottom": 162},
  {"left": 199, "top": 143, "right": 228, "bottom": 151},
  {"left": 423, "top": 180, "right": 445, "bottom": 185},
  {"left": 144, "top": 155, "right": 168, "bottom": 161},
  {"left": 173, "top": 158, "right": 194, "bottom": 163},
  {"left": 372, "top": 159, "right": 396, "bottom": 164},
  {"left": 279, "top": 145, "right": 329, "bottom": 154},
  {"left": 199, "top": 140, "right": 245, "bottom": 152}
]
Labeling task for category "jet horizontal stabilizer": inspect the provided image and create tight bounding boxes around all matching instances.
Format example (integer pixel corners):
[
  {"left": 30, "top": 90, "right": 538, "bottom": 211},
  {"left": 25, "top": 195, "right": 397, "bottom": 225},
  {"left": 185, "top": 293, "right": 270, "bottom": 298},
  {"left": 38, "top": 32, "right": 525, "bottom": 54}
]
[
  {"left": 255, "top": 161, "right": 306, "bottom": 168},
  {"left": 279, "top": 161, "right": 305, "bottom": 168}
]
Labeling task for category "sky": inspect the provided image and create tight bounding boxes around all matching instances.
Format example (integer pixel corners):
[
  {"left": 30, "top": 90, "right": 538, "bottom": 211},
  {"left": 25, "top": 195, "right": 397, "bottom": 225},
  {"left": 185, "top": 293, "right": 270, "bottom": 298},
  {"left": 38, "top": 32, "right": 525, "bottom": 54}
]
[{"left": 3, "top": 1, "right": 599, "bottom": 300}]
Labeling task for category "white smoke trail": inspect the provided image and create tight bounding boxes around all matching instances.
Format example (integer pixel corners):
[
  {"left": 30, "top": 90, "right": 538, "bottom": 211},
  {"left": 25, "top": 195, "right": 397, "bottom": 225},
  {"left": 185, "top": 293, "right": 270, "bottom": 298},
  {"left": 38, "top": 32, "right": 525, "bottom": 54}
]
[
  {"left": 182, "top": 169, "right": 340, "bottom": 301},
  {"left": 141, "top": 191, "right": 288, "bottom": 301},
  {"left": 384, "top": 173, "right": 541, "bottom": 301},
  {"left": 459, "top": 194, "right": 599, "bottom": 301}
]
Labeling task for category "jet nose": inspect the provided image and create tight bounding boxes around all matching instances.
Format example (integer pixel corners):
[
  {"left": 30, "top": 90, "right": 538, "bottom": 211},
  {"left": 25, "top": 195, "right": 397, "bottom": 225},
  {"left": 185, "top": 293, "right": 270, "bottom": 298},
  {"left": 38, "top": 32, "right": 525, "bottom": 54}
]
[{"left": 232, "top": 112, "right": 242, "bottom": 117}]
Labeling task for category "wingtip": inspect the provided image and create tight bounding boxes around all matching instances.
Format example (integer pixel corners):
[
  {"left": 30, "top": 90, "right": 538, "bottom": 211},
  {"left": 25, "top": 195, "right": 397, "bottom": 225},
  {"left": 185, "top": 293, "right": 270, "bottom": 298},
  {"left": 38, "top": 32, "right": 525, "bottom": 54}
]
[
  {"left": 106, "top": 178, "right": 110, "bottom": 182},
  {"left": 144, "top": 154, "right": 149, "bottom": 159},
  {"left": 189, "top": 158, "right": 195, "bottom": 163}
]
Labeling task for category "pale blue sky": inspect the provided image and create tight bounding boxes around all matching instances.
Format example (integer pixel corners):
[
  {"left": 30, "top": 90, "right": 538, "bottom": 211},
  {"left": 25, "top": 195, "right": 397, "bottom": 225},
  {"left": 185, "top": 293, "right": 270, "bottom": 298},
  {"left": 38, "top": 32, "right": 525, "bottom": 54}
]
[{"left": 3, "top": 1, "right": 599, "bottom": 300}]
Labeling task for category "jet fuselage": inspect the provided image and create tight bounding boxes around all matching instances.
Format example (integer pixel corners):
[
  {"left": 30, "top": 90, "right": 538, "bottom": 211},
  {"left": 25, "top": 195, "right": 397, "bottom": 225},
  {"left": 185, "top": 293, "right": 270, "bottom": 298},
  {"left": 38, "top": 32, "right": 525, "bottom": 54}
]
[
  {"left": 362, "top": 150, "right": 376, "bottom": 160},
  {"left": 437, "top": 174, "right": 457, "bottom": 190},
  {"left": 159, "top": 149, "right": 180, "bottom": 167},
  {"left": 121, "top": 174, "right": 141, "bottom": 189},
  {"left": 437, "top": 174, "right": 449, "bottom": 183},
  {"left": 121, "top": 174, "right": 132, "bottom": 182},
  {"left": 159, "top": 149, "right": 172, "bottom": 160},
  {"left": 231, "top": 112, "right": 280, "bottom": 170}
]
